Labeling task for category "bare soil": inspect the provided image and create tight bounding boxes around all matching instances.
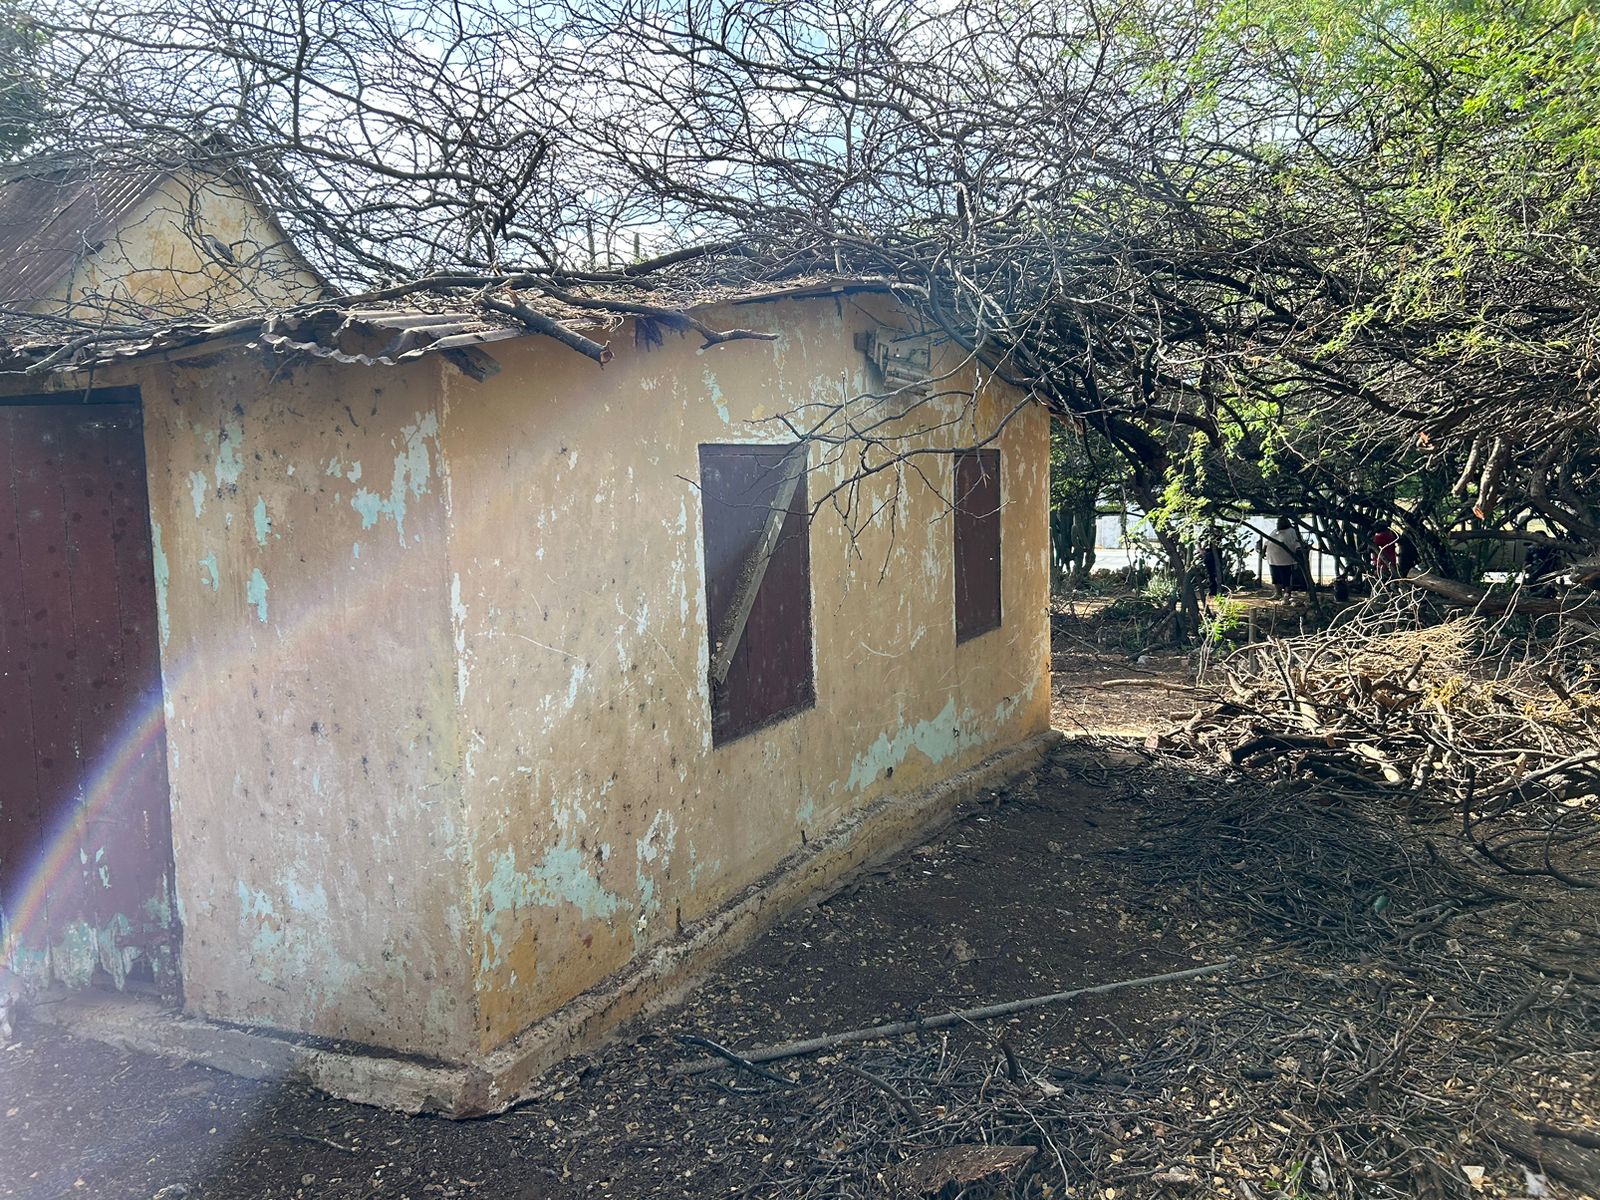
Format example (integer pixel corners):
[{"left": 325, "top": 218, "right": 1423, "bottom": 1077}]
[{"left": 2, "top": 605, "right": 1596, "bottom": 1200}]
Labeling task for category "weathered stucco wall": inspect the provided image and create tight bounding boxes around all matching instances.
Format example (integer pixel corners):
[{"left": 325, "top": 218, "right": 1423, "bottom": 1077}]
[
  {"left": 13, "top": 289, "right": 1046, "bottom": 1067},
  {"left": 39, "top": 171, "right": 323, "bottom": 320},
  {"left": 442, "top": 295, "right": 1050, "bottom": 1052},
  {"left": 137, "top": 353, "right": 477, "bottom": 1059}
]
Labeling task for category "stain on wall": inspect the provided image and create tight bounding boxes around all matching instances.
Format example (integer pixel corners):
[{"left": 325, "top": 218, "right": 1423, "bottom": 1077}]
[
  {"left": 38, "top": 171, "right": 323, "bottom": 321},
  {"left": 16, "top": 290, "right": 1046, "bottom": 1065}
]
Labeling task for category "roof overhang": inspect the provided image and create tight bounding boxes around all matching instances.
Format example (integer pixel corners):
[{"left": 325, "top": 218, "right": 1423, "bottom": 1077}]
[{"left": 0, "top": 275, "right": 913, "bottom": 383}]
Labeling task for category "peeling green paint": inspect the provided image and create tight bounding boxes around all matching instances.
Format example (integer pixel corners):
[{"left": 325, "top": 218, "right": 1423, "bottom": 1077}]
[
  {"left": 188, "top": 470, "right": 208, "bottom": 517},
  {"left": 253, "top": 496, "right": 272, "bottom": 546},
  {"left": 142, "top": 894, "right": 173, "bottom": 928},
  {"left": 0, "top": 934, "right": 49, "bottom": 990},
  {"left": 246, "top": 568, "right": 269, "bottom": 623},
  {"left": 5, "top": 877, "right": 175, "bottom": 996},
  {"left": 215, "top": 418, "right": 245, "bottom": 488},
  {"left": 704, "top": 369, "right": 730, "bottom": 423},
  {"left": 238, "top": 882, "right": 285, "bottom": 962},
  {"left": 44, "top": 915, "right": 136, "bottom": 990},
  {"left": 150, "top": 523, "right": 170, "bottom": 647},
  {"left": 237, "top": 881, "right": 274, "bottom": 920},
  {"left": 565, "top": 660, "right": 588, "bottom": 709},
  {"left": 846, "top": 696, "right": 962, "bottom": 792},
  {"left": 351, "top": 489, "right": 385, "bottom": 529},
  {"left": 479, "top": 844, "right": 622, "bottom": 970},
  {"left": 281, "top": 873, "right": 330, "bottom": 922},
  {"left": 993, "top": 673, "right": 1040, "bottom": 726},
  {"left": 633, "top": 810, "right": 678, "bottom": 943},
  {"left": 52, "top": 922, "right": 101, "bottom": 987},
  {"left": 686, "top": 855, "right": 721, "bottom": 890},
  {"left": 96, "top": 914, "right": 136, "bottom": 989},
  {"left": 198, "top": 552, "right": 220, "bottom": 591},
  {"left": 349, "top": 412, "right": 436, "bottom": 543},
  {"left": 232, "top": 877, "right": 358, "bottom": 1000},
  {"left": 451, "top": 573, "right": 470, "bottom": 704}
]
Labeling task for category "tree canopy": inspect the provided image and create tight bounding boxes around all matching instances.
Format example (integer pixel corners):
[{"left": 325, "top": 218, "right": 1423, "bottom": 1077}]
[
  {"left": 0, "top": 2, "right": 48, "bottom": 160},
  {"left": 5, "top": 0, "right": 1598, "bottom": 594}
]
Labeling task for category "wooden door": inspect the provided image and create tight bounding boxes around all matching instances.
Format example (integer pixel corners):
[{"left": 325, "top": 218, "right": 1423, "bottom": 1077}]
[{"left": 0, "top": 393, "right": 177, "bottom": 993}]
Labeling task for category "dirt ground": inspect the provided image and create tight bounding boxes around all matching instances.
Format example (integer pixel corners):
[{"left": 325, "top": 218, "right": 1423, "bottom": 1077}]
[{"left": 3, "top": 604, "right": 1597, "bottom": 1200}]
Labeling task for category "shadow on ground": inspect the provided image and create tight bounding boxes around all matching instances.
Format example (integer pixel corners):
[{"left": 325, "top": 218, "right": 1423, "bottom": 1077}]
[{"left": 5, "top": 727, "right": 1598, "bottom": 1199}]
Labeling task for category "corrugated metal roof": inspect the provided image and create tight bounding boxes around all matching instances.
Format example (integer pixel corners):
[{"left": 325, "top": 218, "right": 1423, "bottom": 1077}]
[
  {"left": 0, "top": 159, "right": 168, "bottom": 307},
  {"left": 256, "top": 307, "right": 531, "bottom": 366}
]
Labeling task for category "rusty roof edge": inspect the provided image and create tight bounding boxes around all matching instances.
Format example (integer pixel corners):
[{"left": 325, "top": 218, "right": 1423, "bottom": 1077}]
[
  {"left": 0, "top": 163, "right": 172, "bottom": 307},
  {"left": 1, "top": 150, "right": 332, "bottom": 301},
  {"left": 253, "top": 322, "right": 529, "bottom": 369},
  {"left": 725, "top": 276, "right": 917, "bottom": 305}
]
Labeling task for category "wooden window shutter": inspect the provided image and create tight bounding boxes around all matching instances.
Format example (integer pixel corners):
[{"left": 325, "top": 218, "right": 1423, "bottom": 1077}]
[
  {"left": 699, "top": 443, "right": 815, "bottom": 744},
  {"left": 953, "top": 449, "right": 1002, "bottom": 643}
]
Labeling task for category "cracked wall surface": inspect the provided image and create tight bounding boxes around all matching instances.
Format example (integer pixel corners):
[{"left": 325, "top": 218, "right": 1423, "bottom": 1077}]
[
  {"left": 442, "top": 295, "right": 1050, "bottom": 1053},
  {"left": 32, "top": 170, "right": 323, "bottom": 321}
]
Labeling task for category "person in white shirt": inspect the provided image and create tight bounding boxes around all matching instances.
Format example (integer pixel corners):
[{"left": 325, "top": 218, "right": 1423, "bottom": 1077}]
[{"left": 1259, "top": 517, "right": 1304, "bottom": 600}]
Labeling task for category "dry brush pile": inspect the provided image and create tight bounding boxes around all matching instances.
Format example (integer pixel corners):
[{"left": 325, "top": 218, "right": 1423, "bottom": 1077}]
[
  {"left": 1178, "top": 596, "right": 1600, "bottom": 889},
  {"left": 635, "top": 604, "right": 1600, "bottom": 1200}
]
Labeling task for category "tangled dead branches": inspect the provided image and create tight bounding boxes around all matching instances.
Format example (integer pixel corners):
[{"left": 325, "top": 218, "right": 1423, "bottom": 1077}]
[
  {"left": 1177, "top": 597, "right": 1600, "bottom": 888},
  {"left": 653, "top": 768, "right": 1600, "bottom": 1200}
]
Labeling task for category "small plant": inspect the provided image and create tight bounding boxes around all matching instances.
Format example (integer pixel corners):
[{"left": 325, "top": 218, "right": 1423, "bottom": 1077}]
[
  {"left": 1273, "top": 1160, "right": 1311, "bottom": 1200},
  {"left": 1101, "top": 592, "right": 1166, "bottom": 621},
  {"left": 1141, "top": 571, "right": 1180, "bottom": 605},
  {"left": 1201, "top": 595, "right": 1247, "bottom": 647}
]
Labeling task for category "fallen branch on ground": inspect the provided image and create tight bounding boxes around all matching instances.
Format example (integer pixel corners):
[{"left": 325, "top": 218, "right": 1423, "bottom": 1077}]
[
  {"left": 669, "top": 960, "right": 1235, "bottom": 1076},
  {"left": 1406, "top": 571, "right": 1598, "bottom": 616},
  {"left": 1096, "top": 678, "right": 1209, "bottom": 692}
]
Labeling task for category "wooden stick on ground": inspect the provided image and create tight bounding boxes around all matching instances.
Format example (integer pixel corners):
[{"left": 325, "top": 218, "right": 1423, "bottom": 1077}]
[
  {"left": 668, "top": 960, "right": 1235, "bottom": 1076},
  {"left": 1096, "top": 678, "right": 1211, "bottom": 693}
]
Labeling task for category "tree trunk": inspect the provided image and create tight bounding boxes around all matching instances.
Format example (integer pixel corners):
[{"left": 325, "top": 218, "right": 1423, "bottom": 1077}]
[{"left": 1051, "top": 489, "right": 1098, "bottom": 588}]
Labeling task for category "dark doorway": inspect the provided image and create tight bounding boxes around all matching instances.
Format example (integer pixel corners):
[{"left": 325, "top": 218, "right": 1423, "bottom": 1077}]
[{"left": 0, "top": 390, "right": 178, "bottom": 993}]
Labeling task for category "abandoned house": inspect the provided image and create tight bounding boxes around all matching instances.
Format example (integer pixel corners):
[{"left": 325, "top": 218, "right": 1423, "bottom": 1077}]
[{"left": 0, "top": 279, "right": 1052, "bottom": 1114}]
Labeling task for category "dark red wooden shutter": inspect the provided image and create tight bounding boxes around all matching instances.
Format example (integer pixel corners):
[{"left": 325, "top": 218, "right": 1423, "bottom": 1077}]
[
  {"left": 699, "top": 444, "right": 815, "bottom": 744},
  {"left": 0, "top": 395, "right": 177, "bottom": 990},
  {"left": 953, "top": 449, "right": 1002, "bottom": 642}
]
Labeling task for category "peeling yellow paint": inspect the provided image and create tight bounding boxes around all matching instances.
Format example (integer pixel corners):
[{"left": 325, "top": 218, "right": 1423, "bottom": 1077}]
[
  {"left": 27, "top": 169, "right": 322, "bottom": 322},
  {"left": 446, "top": 296, "right": 1049, "bottom": 1051},
  {"left": 58, "top": 292, "right": 1047, "bottom": 1067}
]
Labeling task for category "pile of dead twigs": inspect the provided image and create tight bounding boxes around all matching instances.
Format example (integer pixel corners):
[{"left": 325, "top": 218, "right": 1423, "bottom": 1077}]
[
  {"left": 1175, "top": 597, "right": 1600, "bottom": 887},
  {"left": 1106, "top": 781, "right": 1600, "bottom": 1200},
  {"left": 671, "top": 776, "right": 1600, "bottom": 1200}
]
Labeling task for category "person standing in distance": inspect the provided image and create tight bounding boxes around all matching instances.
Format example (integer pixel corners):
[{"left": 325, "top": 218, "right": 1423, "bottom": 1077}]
[{"left": 1260, "top": 517, "right": 1304, "bottom": 601}]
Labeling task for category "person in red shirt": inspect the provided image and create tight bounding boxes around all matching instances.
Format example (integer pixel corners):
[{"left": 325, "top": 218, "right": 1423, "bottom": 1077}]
[{"left": 1372, "top": 527, "right": 1400, "bottom": 580}]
